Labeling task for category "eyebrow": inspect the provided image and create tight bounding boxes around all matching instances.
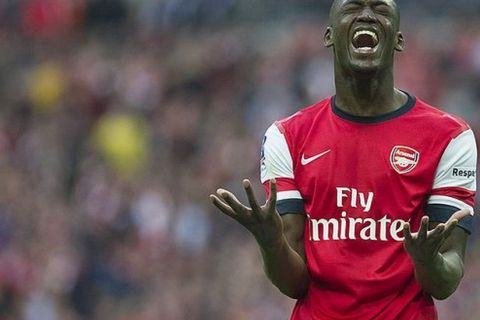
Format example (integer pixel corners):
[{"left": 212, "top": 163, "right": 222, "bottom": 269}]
[
  {"left": 343, "top": 0, "right": 362, "bottom": 5},
  {"left": 344, "top": 0, "right": 391, "bottom": 5},
  {"left": 372, "top": 0, "right": 392, "bottom": 5}
]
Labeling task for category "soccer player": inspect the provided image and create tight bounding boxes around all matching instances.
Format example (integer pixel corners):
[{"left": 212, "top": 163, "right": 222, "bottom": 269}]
[{"left": 209, "top": 0, "right": 477, "bottom": 319}]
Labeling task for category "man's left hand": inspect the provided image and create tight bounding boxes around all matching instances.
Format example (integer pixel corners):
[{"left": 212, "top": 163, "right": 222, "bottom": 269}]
[{"left": 403, "top": 209, "right": 470, "bottom": 266}]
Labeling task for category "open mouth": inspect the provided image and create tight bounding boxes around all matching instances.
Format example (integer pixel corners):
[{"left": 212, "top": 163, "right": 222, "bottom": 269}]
[{"left": 352, "top": 30, "right": 379, "bottom": 53}]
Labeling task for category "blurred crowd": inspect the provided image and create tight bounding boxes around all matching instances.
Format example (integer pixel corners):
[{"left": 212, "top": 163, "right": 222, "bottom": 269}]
[{"left": 0, "top": 1, "right": 479, "bottom": 319}]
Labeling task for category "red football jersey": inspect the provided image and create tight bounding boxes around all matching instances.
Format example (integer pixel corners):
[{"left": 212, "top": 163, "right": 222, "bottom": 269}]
[{"left": 260, "top": 94, "right": 477, "bottom": 320}]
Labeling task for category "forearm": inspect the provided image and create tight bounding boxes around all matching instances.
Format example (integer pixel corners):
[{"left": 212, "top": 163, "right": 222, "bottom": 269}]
[
  {"left": 257, "top": 234, "right": 310, "bottom": 299},
  {"left": 414, "top": 251, "right": 464, "bottom": 300}
]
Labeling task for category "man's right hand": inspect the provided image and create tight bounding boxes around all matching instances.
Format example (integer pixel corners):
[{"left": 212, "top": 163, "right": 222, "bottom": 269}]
[
  {"left": 211, "top": 178, "right": 309, "bottom": 299},
  {"left": 209, "top": 178, "right": 284, "bottom": 247}
]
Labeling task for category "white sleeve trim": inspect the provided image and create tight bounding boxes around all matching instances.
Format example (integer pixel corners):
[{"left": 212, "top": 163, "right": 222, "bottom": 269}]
[
  {"left": 277, "top": 191, "right": 303, "bottom": 201},
  {"left": 432, "top": 129, "right": 477, "bottom": 191},
  {"left": 260, "top": 124, "right": 295, "bottom": 183},
  {"left": 428, "top": 195, "right": 474, "bottom": 216}
]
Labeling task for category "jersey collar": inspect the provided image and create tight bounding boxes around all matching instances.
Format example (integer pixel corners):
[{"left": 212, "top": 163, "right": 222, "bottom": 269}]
[{"left": 331, "top": 92, "right": 416, "bottom": 124}]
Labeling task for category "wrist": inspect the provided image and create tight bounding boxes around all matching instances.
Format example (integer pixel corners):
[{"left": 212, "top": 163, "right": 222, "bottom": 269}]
[{"left": 256, "top": 233, "right": 286, "bottom": 251}]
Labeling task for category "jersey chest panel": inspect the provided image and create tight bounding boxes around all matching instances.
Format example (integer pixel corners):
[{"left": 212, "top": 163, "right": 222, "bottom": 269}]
[{"left": 293, "top": 119, "right": 440, "bottom": 224}]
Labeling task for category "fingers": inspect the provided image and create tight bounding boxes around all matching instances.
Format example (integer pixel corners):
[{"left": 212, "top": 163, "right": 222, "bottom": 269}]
[
  {"left": 448, "top": 208, "right": 470, "bottom": 223},
  {"left": 427, "top": 223, "right": 447, "bottom": 248},
  {"left": 442, "top": 219, "right": 459, "bottom": 240},
  {"left": 440, "top": 209, "right": 469, "bottom": 238},
  {"left": 404, "top": 216, "right": 439, "bottom": 242},
  {"left": 431, "top": 208, "right": 469, "bottom": 239},
  {"left": 216, "top": 188, "right": 248, "bottom": 213},
  {"left": 404, "top": 212, "right": 468, "bottom": 263},
  {"left": 267, "top": 179, "right": 277, "bottom": 212},
  {"left": 403, "top": 222, "right": 413, "bottom": 242},
  {"left": 209, "top": 194, "right": 236, "bottom": 217},
  {"left": 428, "top": 223, "right": 445, "bottom": 238},
  {"left": 242, "top": 179, "right": 262, "bottom": 213},
  {"left": 417, "top": 216, "right": 429, "bottom": 241}
]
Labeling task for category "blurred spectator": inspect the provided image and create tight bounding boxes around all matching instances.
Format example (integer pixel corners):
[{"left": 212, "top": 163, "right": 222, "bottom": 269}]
[{"left": 21, "top": 0, "right": 85, "bottom": 39}]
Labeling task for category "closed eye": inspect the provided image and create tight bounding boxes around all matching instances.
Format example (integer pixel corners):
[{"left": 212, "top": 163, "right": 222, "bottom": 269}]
[
  {"left": 373, "top": 3, "right": 392, "bottom": 15},
  {"left": 341, "top": 1, "right": 362, "bottom": 13}
]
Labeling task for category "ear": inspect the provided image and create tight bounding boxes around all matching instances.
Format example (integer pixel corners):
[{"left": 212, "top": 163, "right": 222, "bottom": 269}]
[
  {"left": 324, "top": 27, "right": 334, "bottom": 48},
  {"left": 394, "top": 32, "right": 405, "bottom": 52}
]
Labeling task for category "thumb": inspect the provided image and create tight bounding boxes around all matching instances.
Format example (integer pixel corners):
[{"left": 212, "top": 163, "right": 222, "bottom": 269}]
[{"left": 448, "top": 208, "right": 471, "bottom": 224}]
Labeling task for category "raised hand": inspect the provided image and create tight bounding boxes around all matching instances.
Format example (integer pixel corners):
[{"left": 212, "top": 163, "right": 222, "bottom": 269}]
[
  {"left": 209, "top": 178, "right": 284, "bottom": 247},
  {"left": 403, "top": 209, "right": 470, "bottom": 265}
]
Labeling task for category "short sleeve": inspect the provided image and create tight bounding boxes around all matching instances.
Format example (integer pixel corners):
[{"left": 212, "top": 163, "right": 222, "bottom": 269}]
[
  {"left": 426, "top": 129, "right": 477, "bottom": 233},
  {"left": 261, "top": 123, "right": 305, "bottom": 215}
]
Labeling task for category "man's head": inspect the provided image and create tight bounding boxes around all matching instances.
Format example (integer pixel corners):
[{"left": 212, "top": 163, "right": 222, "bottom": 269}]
[{"left": 324, "top": 0, "right": 404, "bottom": 74}]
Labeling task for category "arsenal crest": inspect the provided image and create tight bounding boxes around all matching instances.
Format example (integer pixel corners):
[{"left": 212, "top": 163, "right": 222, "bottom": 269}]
[{"left": 390, "top": 146, "right": 420, "bottom": 174}]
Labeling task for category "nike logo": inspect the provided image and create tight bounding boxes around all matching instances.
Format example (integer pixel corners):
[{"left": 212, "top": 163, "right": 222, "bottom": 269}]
[{"left": 301, "top": 149, "right": 331, "bottom": 165}]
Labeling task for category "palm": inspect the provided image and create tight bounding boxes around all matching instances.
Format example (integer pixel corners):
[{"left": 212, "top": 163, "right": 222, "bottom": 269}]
[
  {"left": 210, "top": 179, "right": 284, "bottom": 247},
  {"left": 403, "top": 209, "right": 470, "bottom": 265}
]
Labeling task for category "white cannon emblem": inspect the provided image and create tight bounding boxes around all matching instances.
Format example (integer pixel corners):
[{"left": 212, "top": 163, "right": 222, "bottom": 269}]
[{"left": 390, "top": 146, "right": 420, "bottom": 174}]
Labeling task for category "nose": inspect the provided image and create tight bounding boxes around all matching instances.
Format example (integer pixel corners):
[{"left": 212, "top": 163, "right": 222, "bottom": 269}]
[{"left": 356, "top": 7, "right": 376, "bottom": 22}]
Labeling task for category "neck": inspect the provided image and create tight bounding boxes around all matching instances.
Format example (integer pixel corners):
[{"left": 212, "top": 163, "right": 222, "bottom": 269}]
[{"left": 334, "top": 66, "right": 406, "bottom": 117}]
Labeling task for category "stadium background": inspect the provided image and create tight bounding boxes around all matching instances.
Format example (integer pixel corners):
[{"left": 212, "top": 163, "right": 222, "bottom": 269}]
[{"left": 0, "top": 0, "right": 479, "bottom": 319}]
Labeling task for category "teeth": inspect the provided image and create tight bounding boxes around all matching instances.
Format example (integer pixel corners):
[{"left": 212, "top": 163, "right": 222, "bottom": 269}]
[{"left": 353, "top": 30, "right": 378, "bottom": 42}]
